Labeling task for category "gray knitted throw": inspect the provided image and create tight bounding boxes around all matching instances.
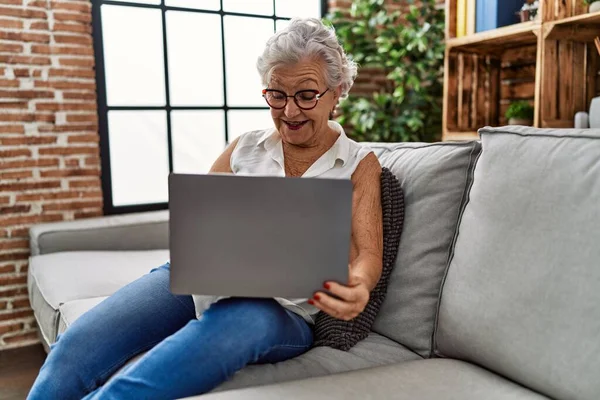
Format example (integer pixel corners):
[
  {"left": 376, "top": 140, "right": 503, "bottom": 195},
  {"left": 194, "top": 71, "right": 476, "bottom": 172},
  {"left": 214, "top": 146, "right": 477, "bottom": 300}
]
[{"left": 313, "top": 167, "right": 404, "bottom": 351}]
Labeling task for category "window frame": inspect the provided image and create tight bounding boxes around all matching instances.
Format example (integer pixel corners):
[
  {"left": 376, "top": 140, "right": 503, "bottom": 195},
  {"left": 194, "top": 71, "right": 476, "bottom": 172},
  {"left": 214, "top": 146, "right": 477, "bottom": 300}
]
[{"left": 92, "top": 0, "right": 328, "bottom": 215}]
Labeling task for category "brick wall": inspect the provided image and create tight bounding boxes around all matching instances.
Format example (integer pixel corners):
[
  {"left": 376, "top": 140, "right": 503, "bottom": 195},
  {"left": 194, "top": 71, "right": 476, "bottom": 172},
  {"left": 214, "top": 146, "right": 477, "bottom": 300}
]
[{"left": 0, "top": 0, "right": 101, "bottom": 350}]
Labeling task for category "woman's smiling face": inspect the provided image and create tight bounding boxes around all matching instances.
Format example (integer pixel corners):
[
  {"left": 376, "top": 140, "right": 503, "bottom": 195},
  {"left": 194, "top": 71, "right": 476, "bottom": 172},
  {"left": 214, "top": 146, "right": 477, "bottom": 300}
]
[{"left": 267, "top": 58, "right": 339, "bottom": 147}]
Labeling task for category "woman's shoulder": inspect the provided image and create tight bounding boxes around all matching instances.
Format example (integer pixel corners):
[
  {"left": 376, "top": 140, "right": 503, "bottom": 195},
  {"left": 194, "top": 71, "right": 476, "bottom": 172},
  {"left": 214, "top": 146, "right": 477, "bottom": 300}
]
[
  {"left": 230, "top": 127, "right": 277, "bottom": 173},
  {"left": 230, "top": 127, "right": 273, "bottom": 158},
  {"left": 344, "top": 135, "right": 378, "bottom": 167}
]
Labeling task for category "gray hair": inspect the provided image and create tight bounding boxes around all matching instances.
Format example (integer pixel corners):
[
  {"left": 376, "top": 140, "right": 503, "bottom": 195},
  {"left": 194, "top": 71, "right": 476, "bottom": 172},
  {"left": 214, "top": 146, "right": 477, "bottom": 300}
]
[{"left": 256, "top": 18, "right": 358, "bottom": 99}]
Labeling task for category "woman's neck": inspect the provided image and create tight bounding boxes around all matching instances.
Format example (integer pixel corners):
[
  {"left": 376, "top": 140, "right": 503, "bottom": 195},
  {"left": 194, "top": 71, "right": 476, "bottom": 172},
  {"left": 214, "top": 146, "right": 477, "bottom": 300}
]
[{"left": 282, "top": 126, "right": 339, "bottom": 177}]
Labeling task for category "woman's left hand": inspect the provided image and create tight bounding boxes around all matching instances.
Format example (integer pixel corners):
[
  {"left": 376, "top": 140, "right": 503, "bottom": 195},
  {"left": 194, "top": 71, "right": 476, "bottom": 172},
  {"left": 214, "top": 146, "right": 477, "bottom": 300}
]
[{"left": 309, "top": 275, "right": 370, "bottom": 321}]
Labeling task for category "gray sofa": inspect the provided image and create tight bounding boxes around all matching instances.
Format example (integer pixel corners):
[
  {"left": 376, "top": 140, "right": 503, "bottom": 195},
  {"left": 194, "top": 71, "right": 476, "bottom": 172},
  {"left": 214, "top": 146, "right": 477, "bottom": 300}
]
[{"left": 28, "top": 126, "right": 600, "bottom": 399}]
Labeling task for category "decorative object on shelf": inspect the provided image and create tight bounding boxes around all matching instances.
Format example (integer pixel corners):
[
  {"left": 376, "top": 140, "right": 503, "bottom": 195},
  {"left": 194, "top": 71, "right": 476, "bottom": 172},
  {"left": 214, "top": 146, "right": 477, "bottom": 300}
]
[
  {"left": 518, "top": 0, "right": 540, "bottom": 22},
  {"left": 506, "top": 101, "right": 534, "bottom": 126},
  {"left": 476, "top": 0, "right": 524, "bottom": 32},
  {"left": 591, "top": 97, "right": 600, "bottom": 128},
  {"left": 466, "top": 0, "right": 476, "bottom": 35},
  {"left": 457, "top": 0, "right": 467, "bottom": 37},
  {"left": 517, "top": 8, "right": 530, "bottom": 22},
  {"left": 458, "top": 0, "right": 482, "bottom": 36},
  {"left": 575, "top": 96, "right": 600, "bottom": 128},
  {"left": 327, "top": 0, "right": 445, "bottom": 143},
  {"left": 585, "top": 0, "right": 600, "bottom": 13},
  {"left": 574, "top": 111, "right": 590, "bottom": 128},
  {"left": 594, "top": 36, "right": 600, "bottom": 55}
]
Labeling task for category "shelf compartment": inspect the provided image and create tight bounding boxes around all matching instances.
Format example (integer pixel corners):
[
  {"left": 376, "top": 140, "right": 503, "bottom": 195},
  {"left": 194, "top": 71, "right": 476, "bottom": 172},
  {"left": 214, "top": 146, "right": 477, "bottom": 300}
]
[
  {"left": 545, "top": 11, "right": 600, "bottom": 41},
  {"left": 446, "top": 21, "right": 540, "bottom": 54},
  {"left": 443, "top": 53, "right": 502, "bottom": 134},
  {"left": 539, "top": 38, "right": 599, "bottom": 126}
]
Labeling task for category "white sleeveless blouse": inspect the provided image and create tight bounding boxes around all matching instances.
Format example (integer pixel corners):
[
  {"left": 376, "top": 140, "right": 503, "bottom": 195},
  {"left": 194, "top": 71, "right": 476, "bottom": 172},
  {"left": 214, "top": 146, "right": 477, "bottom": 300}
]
[{"left": 192, "top": 120, "right": 373, "bottom": 323}]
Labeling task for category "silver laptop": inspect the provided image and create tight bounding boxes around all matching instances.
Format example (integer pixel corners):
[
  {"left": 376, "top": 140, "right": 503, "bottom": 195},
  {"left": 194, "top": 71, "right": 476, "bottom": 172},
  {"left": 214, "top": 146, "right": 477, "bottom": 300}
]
[{"left": 169, "top": 173, "right": 352, "bottom": 299}]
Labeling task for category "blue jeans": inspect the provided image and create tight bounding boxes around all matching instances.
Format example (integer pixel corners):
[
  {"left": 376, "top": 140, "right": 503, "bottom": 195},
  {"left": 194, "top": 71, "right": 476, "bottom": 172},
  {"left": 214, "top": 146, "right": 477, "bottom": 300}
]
[{"left": 28, "top": 263, "right": 313, "bottom": 400}]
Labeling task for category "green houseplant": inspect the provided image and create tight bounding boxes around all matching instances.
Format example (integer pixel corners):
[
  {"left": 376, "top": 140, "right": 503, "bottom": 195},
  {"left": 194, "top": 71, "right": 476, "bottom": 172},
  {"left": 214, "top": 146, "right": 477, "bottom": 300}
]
[
  {"left": 506, "top": 101, "right": 534, "bottom": 126},
  {"left": 325, "top": 0, "right": 445, "bottom": 142}
]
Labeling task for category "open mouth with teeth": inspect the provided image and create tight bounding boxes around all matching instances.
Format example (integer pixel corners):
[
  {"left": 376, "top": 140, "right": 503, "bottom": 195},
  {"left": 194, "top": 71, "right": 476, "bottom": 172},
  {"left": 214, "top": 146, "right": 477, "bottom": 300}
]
[{"left": 283, "top": 120, "right": 309, "bottom": 131}]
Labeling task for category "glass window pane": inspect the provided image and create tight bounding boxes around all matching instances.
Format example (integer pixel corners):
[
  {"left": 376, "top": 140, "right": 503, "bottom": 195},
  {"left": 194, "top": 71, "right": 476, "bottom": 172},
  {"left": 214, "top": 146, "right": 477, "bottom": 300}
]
[
  {"left": 101, "top": 5, "right": 165, "bottom": 106},
  {"left": 165, "top": 0, "right": 220, "bottom": 10},
  {"left": 275, "top": 19, "right": 290, "bottom": 32},
  {"left": 167, "top": 12, "right": 223, "bottom": 106},
  {"left": 224, "top": 16, "right": 274, "bottom": 107},
  {"left": 227, "top": 109, "right": 273, "bottom": 142},
  {"left": 275, "top": 0, "right": 321, "bottom": 18},
  {"left": 109, "top": 0, "right": 160, "bottom": 4},
  {"left": 172, "top": 111, "right": 226, "bottom": 174},
  {"left": 223, "top": 0, "right": 273, "bottom": 16},
  {"left": 108, "top": 111, "right": 169, "bottom": 206}
]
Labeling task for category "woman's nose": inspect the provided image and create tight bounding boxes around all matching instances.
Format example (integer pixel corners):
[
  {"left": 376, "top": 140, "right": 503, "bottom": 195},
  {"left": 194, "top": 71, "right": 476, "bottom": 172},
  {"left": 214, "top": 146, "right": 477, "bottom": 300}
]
[{"left": 284, "top": 99, "right": 301, "bottom": 118}]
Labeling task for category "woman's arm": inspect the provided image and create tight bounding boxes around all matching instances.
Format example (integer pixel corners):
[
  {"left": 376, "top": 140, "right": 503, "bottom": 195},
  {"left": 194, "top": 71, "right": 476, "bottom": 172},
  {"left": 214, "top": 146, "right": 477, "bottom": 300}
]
[
  {"left": 311, "top": 152, "right": 383, "bottom": 320},
  {"left": 209, "top": 137, "right": 240, "bottom": 173},
  {"left": 348, "top": 152, "right": 383, "bottom": 291}
]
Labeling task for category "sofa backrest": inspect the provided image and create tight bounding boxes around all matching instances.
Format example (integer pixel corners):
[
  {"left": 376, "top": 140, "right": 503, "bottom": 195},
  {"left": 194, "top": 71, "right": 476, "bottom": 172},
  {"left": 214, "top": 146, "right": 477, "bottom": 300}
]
[
  {"left": 435, "top": 126, "right": 600, "bottom": 400},
  {"left": 369, "top": 141, "right": 481, "bottom": 357}
]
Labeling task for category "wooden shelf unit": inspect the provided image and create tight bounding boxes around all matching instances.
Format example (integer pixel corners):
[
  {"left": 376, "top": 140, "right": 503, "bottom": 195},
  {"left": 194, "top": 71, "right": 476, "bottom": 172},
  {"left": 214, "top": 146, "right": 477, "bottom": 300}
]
[{"left": 442, "top": 1, "right": 600, "bottom": 141}]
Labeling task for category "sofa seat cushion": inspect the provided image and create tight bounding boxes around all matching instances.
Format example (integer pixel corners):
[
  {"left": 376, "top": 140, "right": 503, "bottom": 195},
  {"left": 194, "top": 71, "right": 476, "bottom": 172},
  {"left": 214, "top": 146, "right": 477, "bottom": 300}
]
[
  {"left": 28, "top": 250, "right": 169, "bottom": 346},
  {"left": 105, "top": 334, "right": 420, "bottom": 393},
  {"left": 57, "top": 292, "right": 421, "bottom": 393},
  {"left": 213, "top": 332, "right": 421, "bottom": 393},
  {"left": 200, "top": 359, "right": 548, "bottom": 400}
]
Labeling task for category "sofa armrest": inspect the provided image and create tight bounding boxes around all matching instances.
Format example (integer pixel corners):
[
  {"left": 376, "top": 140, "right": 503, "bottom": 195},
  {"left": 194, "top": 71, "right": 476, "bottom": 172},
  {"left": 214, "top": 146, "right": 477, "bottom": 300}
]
[{"left": 29, "top": 210, "right": 169, "bottom": 256}]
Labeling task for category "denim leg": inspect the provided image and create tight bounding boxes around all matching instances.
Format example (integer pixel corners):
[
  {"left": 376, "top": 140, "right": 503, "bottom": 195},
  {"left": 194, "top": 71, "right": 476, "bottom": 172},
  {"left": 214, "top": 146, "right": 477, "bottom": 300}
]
[
  {"left": 84, "top": 297, "right": 314, "bottom": 400},
  {"left": 27, "top": 262, "right": 195, "bottom": 400}
]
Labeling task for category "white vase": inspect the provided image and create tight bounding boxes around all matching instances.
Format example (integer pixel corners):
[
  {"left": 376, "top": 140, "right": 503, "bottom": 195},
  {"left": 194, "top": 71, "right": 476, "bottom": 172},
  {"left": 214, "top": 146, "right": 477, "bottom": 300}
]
[{"left": 590, "top": 2, "right": 600, "bottom": 13}]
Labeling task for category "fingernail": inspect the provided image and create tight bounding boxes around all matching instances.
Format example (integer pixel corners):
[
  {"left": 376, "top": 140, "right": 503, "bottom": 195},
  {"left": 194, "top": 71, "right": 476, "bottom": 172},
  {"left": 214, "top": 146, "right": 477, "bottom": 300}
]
[
  {"left": 313, "top": 294, "right": 321, "bottom": 301},
  {"left": 324, "top": 283, "right": 331, "bottom": 290},
  {"left": 308, "top": 299, "right": 315, "bottom": 305}
]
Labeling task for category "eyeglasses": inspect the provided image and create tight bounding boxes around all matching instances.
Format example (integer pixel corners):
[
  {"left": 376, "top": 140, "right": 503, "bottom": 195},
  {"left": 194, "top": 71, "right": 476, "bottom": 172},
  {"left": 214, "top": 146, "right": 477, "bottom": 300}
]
[{"left": 262, "top": 88, "right": 329, "bottom": 110}]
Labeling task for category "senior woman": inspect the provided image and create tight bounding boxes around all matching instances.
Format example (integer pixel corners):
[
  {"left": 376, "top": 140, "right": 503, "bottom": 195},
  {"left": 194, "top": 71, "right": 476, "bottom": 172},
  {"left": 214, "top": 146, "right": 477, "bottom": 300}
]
[{"left": 28, "top": 18, "right": 382, "bottom": 400}]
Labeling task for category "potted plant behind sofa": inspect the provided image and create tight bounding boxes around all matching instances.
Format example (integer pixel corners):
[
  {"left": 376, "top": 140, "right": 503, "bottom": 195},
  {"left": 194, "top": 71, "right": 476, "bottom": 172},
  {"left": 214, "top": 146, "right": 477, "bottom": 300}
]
[
  {"left": 586, "top": 0, "right": 600, "bottom": 13},
  {"left": 326, "top": 0, "right": 445, "bottom": 142},
  {"left": 506, "top": 101, "right": 534, "bottom": 126}
]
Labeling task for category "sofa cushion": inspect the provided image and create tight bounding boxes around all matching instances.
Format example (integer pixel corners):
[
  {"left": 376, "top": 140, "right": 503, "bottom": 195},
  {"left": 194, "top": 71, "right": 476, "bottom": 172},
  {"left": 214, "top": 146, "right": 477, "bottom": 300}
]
[
  {"left": 213, "top": 332, "right": 421, "bottom": 393},
  {"left": 436, "top": 126, "right": 600, "bottom": 400},
  {"left": 201, "top": 359, "right": 548, "bottom": 400},
  {"left": 371, "top": 141, "right": 481, "bottom": 357},
  {"left": 362, "top": 142, "right": 398, "bottom": 158},
  {"left": 51, "top": 254, "right": 421, "bottom": 395},
  {"left": 103, "top": 332, "right": 421, "bottom": 393},
  {"left": 28, "top": 250, "right": 169, "bottom": 346},
  {"left": 53, "top": 294, "right": 420, "bottom": 393}
]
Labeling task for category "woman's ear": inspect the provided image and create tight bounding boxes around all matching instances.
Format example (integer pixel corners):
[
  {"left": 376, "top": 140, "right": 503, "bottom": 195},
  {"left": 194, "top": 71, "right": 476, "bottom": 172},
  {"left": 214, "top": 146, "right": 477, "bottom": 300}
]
[
  {"left": 334, "top": 85, "right": 342, "bottom": 102},
  {"left": 329, "top": 86, "right": 341, "bottom": 116}
]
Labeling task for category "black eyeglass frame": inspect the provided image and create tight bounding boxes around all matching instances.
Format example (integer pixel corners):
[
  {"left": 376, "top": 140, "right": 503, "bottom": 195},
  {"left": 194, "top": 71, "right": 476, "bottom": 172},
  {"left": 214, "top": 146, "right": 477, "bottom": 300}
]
[{"left": 262, "top": 88, "right": 330, "bottom": 110}]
